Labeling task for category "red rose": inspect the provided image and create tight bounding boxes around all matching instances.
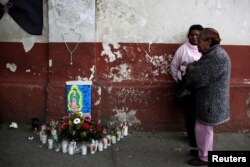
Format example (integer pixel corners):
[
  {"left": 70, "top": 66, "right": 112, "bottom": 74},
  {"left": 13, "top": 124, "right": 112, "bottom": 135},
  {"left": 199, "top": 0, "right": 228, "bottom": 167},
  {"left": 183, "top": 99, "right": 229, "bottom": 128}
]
[
  {"left": 61, "top": 123, "right": 68, "bottom": 130},
  {"left": 93, "top": 123, "right": 99, "bottom": 131},
  {"left": 82, "top": 123, "right": 90, "bottom": 131},
  {"left": 84, "top": 116, "right": 91, "bottom": 123}
]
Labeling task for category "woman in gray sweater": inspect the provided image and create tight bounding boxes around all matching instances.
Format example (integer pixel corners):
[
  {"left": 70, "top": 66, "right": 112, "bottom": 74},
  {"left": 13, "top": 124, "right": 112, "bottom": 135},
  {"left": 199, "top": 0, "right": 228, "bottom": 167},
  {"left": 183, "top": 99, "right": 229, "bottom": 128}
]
[{"left": 186, "top": 28, "right": 231, "bottom": 166}]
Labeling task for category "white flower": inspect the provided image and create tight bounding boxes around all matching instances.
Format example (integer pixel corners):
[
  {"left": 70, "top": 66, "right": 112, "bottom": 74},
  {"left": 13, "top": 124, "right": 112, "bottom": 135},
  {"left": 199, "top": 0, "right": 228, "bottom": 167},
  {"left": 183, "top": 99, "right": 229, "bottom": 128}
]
[{"left": 73, "top": 118, "right": 81, "bottom": 124}]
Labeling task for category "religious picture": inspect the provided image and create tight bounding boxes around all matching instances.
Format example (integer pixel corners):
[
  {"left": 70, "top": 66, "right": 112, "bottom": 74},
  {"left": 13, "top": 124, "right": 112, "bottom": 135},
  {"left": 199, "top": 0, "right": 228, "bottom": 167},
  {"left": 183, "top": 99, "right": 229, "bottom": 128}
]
[{"left": 66, "top": 81, "right": 92, "bottom": 116}]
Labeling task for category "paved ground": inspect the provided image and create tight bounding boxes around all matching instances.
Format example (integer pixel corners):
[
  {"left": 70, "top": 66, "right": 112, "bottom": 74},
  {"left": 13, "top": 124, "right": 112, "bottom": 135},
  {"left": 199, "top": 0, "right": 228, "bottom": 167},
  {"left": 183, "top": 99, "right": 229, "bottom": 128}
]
[{"left": 0, "top": 124, "right": 249, "bottom": 167}]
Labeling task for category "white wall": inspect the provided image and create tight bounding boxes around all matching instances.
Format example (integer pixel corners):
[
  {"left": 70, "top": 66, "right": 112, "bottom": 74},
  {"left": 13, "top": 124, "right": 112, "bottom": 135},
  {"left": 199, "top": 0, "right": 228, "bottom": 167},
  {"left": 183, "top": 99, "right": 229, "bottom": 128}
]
[
  {"left": 0, "top": 0, "right": 250, "bottom": 45},
  {"left": 96, "top": 0, "right": 250, "bottom": 45}
]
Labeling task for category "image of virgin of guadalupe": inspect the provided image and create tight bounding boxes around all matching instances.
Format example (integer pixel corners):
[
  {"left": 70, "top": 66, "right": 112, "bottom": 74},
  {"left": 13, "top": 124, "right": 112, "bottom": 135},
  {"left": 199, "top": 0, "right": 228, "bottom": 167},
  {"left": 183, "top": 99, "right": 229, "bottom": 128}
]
[{"left": 68, "top": 87, "right": 81, "bottom": 112}]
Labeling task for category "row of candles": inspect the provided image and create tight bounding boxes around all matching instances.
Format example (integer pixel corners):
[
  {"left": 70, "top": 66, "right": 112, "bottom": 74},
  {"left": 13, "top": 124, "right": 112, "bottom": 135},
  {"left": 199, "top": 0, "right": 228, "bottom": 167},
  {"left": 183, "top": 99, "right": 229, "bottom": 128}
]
[{"left": 39, "top": 123, "right": 129, "bottom": 155}]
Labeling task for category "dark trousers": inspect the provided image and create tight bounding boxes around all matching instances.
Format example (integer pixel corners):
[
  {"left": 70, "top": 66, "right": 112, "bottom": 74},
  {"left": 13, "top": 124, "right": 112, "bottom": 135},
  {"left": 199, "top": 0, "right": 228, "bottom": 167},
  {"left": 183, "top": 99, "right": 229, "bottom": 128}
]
[
  {"left": 175, "top": 77, "right": 197, "bottom": 147},
  {"left": 183, "top": 94, "right": 197, "bottom": 147}
]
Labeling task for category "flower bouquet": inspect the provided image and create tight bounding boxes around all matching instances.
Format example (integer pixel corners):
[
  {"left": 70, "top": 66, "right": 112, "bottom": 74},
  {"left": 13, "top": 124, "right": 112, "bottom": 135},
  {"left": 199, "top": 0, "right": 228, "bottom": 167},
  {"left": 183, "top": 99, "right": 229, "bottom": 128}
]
[{"left": 58, "top": 111, "right": 101, "bottom": 142}]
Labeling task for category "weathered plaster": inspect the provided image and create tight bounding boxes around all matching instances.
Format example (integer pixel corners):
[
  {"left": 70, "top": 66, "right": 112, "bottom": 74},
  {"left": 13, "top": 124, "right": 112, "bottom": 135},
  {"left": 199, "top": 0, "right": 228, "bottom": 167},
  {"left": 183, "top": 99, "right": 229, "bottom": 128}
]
[
  {"left": 76, "top": 65, "right": 95, "bottom": 81},
  {"left": 96, "top": 0, "right": 250, "bottom": 45},
  {"left": 101, "top": 42, "right": 122, "bottom": 63},
  {"left": 246, "top": 93, "right": 250, "bottom": 118},
  {"left": 94, "top": 86, "right": 102, "bottom": 106},
  {"left": 48, "top": 0, "right": 95, "bottom": 42},
  {"left": 112, "top": 107, "right": 141, "bottom": 125},
  {"left": 21, "top": 37, "right": 35, "bottom": 53},
  {"left": 108, "top": 63, "right": 132, "bottom": 82},
  {"left": 145, "top": 53, "right": 173, "bottom": 76},
  {"left": 6, "top": 63, "right": 17, "bottom": 72},
  {"left": 117, "top": 88, "right": 151, "bottom": 104}
]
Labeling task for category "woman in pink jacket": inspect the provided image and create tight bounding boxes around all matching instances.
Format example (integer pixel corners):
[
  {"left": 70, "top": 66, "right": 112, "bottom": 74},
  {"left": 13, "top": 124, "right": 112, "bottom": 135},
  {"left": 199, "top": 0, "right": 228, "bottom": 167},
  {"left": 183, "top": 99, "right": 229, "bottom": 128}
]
[{"left": 170, "top": 25, "right": 203, "bottom": 148}]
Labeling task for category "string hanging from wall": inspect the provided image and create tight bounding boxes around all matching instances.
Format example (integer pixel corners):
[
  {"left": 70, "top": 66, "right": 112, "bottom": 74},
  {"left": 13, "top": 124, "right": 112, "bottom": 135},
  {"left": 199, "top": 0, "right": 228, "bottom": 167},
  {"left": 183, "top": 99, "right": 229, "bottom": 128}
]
[{"left": 62, "top": 28, "right": 82, "bottom": 65}]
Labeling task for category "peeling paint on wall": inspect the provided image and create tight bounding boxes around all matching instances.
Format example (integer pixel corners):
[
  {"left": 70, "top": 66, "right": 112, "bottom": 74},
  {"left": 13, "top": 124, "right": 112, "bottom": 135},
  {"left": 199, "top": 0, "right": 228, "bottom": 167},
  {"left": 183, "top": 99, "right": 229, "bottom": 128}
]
[
  {"left": 76, "top": 65, "right": 95, "bottom": 81},
  {"left": 246, "top": 93, "right": 250, "bottom": 118},
  {"left": 108, "top": 63, "right": 131, "bottom": 82},
  {"left": 21, "top": 37, "right": 35, "bottom": 52},
  {"left": 6, "top": 63, "right": 17, "bottom": 72},
  {"left": 146, "top": 53, "right": 173, "bottom": 76},
  {"left": 94, "top": 86, "right": 102, "bottom": 106},
  {"left": 49, "top": 59, "right": 53, "bottom": 67},
  {"left": 108, "top": 86, "right": 112, "bottom": 94},
  {"left": 101, "top": 42, "right": 122, "bottom": 63},
  {"left": 112, "top": 107, "right": 141, "bottom": 125}
]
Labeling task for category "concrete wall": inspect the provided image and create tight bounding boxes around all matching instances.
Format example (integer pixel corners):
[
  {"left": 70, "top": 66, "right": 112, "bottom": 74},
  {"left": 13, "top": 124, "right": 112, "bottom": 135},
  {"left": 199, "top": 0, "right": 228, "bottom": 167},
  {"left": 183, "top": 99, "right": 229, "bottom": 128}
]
[{"left": 0, "top": 0, "right": 250, "bottom": 132}]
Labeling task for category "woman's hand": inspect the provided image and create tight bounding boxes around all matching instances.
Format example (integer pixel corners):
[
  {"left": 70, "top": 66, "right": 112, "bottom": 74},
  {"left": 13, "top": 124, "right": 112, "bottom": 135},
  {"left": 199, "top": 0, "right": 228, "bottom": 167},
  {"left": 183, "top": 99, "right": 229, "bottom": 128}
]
[{"left": 187, "top": 63, "right": 196, "bottom": 72}]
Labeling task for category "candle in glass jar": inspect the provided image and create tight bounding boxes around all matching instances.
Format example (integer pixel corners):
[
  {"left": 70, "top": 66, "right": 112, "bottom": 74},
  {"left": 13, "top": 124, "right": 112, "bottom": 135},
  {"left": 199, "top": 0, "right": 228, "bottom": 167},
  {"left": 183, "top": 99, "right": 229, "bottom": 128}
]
[
  {"left": 41, "top": 124, "right": 46, "bottom": 131},
  {"left": 106, "top": 135, "right": 111, "bottom": 146},
  {"left": 81, "top": 145, "right": 87, "bottom": 155},
  {"left": 54, "top": 143, "right": 60, "bottom": 152},
  {"left": 103, "top": 138, "right": 108, "bottom": 149},
  {"left": 68, "top": 143, "right": 74, "bottom": 155},
  {"left": 62, "top": 140, "right": 68, "bottom": 153},
  {"left": 48, "top": 139, "right": 53, "bottom": 149},
  {"left": 111, "top": 135, "right": 116, "bottom": 144},
  {"left": 116, "top": 131, "right": 121, "bottom": 141},
  {"left": 123, "top": 125, "right": 128, "bottom": 136},
  {"left": 51, "top": 129, "right": 57, "bottom": 141},
  {"left": 41, "top": 134, "right": 47, "bottom": 144},
  {"left": 98, "top": 141, "right": 103, "bottom": 151},
  {"left": 90, "top": 143, "right": 96, "bottom": 154}
]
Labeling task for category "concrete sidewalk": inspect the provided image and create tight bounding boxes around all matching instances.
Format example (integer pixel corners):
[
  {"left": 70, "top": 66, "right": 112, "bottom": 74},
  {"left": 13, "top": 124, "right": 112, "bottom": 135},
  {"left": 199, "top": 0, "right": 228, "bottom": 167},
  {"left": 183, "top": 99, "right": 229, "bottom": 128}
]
[{"left": 0, "top": 124, "right": 249, "bottom": 167}]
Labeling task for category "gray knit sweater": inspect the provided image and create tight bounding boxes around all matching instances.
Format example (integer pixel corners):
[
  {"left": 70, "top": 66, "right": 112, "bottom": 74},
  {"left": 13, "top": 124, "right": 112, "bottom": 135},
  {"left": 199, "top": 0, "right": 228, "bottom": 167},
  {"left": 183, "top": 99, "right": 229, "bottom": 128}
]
[{"left": 186, "top": 45, "right": 231, "bottom": 125}]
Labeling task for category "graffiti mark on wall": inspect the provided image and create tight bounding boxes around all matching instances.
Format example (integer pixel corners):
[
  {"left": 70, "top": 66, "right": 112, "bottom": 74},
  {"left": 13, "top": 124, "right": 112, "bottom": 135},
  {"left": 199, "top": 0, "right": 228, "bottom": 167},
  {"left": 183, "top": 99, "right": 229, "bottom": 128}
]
[{"left": 116, "top": 88, "right": 150, "bottom": 104}]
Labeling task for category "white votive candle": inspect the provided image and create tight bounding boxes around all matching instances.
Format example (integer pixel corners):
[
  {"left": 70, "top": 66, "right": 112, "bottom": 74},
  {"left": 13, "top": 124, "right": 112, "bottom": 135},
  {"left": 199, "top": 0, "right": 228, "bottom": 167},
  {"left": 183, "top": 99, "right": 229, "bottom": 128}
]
[
  {"left": 51, "top": 129, "right": 57, "bottom": 141},
  {"left": 41, "top": 124, "right": 46, "bottom": 131},
  {"left": 123, "top": 125, "right": 128, "bottom": 136},
  {"left": 106, "top": 135, "right": 111, "bottom": 146},
  {"left": 48, "top": 139, "right": 53, "bottom": 149},
  {"left": 111, "top": 135, "right": 116, "bottom": 144},
  {"left": 62, "top": 140, "right": 68, "bottom": 153},
  {"left": 117, "top": 131, "right": 121, "bottom": 141},
  {"left": 54, "top": 143, "right": 60, "bottom": 152},
  {"left": 81, "top": 145, "right": 87, "bottom": 155},
  {"left": 98, "top": 142, "right": 103, "bottom": 152},
  {"left": 41, "top": 134, "right": 47, "bottom": 144},
  {"left": 90, "top": 143, "right": 96, "bottom": 154},
  {"left": 103, "top": 138, "right": 108, "bottom": 149},
  {"left": 68, "top": 143, "right": 74, "bottom": 155}
]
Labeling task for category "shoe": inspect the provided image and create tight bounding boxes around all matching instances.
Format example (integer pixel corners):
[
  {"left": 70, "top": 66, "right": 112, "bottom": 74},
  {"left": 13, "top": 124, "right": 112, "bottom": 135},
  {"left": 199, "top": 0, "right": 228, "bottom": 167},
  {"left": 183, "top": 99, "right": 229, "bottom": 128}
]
[
  {"left": 187, "top": 158, "right": 208, "bottom": 166},
  {"left": 189, "top": 141, "right": 197, "bottom": 147},
  {"left": 189, "top": 149, "right": 198, "bottom": 156}
]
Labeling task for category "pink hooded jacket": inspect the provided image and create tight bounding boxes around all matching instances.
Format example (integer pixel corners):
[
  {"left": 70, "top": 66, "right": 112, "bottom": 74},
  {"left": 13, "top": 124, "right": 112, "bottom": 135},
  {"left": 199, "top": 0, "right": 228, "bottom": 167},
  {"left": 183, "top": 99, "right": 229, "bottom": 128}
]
[{"left": 170, "top": 41, "right": 201, "bottom": 82}]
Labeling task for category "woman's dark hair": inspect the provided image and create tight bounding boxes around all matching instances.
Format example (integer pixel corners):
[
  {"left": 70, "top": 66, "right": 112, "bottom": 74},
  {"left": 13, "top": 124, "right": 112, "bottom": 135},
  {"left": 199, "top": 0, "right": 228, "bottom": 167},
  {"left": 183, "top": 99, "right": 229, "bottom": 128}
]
[
  {"left": 187, "top": 24, "right": 203, "bottom": 37},
  {"left": 200, "top": 28, "right": 221, "bottom": 47}
]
